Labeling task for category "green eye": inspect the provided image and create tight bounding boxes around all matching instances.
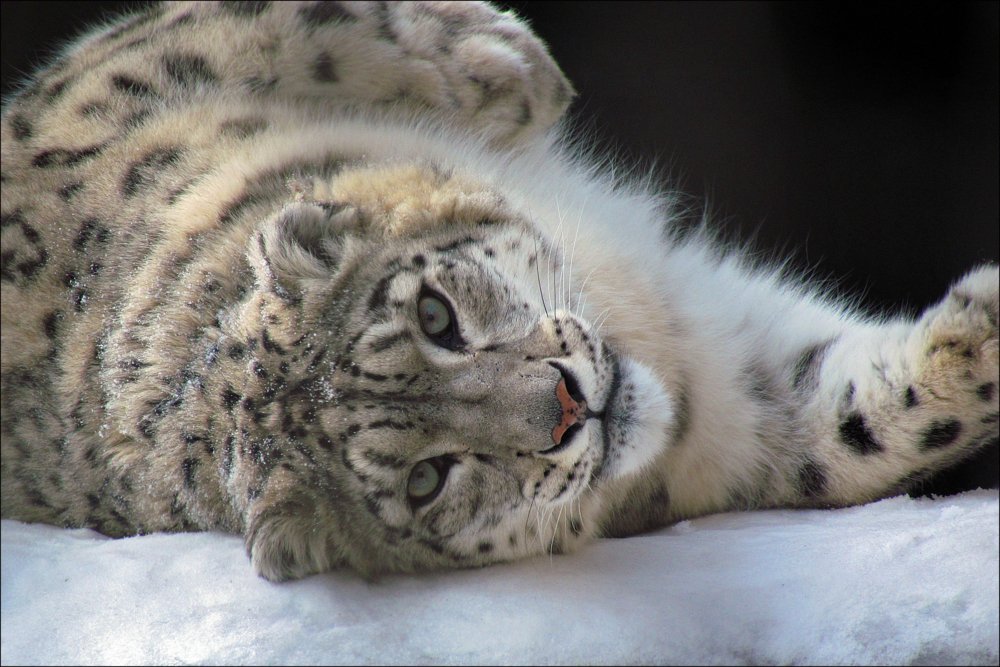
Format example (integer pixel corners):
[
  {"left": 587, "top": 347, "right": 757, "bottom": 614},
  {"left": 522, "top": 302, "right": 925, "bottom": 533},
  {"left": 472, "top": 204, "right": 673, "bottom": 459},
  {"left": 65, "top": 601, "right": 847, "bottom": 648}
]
[
  {"left": 408, "top": 460, "right": 442, "bottom": 500},
  {"left": 416, "top": 288, "right": 464, "bottom": 350},
  {"left": 418, "top": 295, "right": 451, "bottom": 336}
]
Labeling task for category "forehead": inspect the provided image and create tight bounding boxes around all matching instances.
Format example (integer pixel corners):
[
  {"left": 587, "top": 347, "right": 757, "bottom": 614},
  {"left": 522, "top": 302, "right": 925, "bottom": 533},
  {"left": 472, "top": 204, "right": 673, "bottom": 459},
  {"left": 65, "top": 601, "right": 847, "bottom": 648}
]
[{"left": 366, "top": 225, "right": 541, "bottom": 314}]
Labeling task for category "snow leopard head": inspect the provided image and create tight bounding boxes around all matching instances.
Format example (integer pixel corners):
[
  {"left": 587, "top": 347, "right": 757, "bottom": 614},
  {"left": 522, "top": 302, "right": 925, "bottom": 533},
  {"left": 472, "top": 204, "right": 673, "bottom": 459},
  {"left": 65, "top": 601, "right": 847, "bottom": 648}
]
[{"left": 232, "top": 164, "right": 672, "bottom": 580}]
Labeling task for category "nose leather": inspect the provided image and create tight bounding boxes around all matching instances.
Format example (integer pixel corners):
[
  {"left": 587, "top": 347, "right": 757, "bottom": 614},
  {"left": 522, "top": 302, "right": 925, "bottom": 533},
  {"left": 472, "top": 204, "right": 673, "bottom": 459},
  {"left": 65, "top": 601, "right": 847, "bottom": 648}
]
[{"left": 552, "top": 378, "right": 587, "bottom": 444}]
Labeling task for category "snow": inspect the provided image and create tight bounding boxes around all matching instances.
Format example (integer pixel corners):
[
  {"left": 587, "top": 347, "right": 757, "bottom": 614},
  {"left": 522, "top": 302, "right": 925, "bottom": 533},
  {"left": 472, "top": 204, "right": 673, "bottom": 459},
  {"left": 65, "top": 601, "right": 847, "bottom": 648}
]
[{"left": 3, "top": 491, "right": 997, "bottom": 665}]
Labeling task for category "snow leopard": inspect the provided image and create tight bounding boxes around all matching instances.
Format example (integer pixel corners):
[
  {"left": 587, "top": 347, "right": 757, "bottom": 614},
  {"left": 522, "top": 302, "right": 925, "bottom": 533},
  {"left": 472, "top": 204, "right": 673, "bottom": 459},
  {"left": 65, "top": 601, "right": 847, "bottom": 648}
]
[{"left": 2, "top": 0, "right": 997, "bottom": 582}]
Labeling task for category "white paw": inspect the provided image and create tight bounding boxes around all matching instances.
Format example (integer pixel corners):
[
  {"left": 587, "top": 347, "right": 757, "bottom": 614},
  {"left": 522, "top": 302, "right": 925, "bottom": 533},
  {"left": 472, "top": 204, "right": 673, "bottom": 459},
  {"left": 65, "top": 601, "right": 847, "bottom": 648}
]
[{"left": 907, "top": 265, "right": 999, "bottom": 447}]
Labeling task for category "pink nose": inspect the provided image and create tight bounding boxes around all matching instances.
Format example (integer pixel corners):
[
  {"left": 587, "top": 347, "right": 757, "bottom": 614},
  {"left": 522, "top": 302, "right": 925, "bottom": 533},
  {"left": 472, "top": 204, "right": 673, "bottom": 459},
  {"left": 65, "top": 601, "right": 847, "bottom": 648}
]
[{"left": 552, "top": 378, "right": 587, "bottom": 444}]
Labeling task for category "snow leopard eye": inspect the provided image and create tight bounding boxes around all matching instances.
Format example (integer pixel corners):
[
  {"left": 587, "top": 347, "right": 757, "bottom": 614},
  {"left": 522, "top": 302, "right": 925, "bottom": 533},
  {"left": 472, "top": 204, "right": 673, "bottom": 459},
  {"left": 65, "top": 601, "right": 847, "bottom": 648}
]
[
  {"left": 418, "top": 289, "right": 462, "bottom": 349},
  {"left": 407, "top": 457, "right": 453, "bottom": 507}
]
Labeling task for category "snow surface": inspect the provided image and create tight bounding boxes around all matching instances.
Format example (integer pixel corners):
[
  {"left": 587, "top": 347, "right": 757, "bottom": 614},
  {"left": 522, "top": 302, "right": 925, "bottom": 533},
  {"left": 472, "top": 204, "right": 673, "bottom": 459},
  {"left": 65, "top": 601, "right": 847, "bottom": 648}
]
[{"left": 2, "top": 491, "right": 997, "bottom": 666}]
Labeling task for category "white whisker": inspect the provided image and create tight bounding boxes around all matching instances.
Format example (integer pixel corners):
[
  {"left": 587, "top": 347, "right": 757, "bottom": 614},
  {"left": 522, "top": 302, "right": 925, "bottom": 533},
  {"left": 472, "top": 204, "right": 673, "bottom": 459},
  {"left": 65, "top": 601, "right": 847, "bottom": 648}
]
[
  {"left": 533, "top": 234, "right": 549, "bottom": 317},
  {"left": 567, "top": 192, "right": 589, "bottom": 314},
  {"left": 548, "top": 503, "right": 565, "bottom": 559},
  {"left": 594, "top": 307, "right": 612, "bottom": 335},
  {"left": 575, "top": 265, "right": 601, "bottom": 319}
]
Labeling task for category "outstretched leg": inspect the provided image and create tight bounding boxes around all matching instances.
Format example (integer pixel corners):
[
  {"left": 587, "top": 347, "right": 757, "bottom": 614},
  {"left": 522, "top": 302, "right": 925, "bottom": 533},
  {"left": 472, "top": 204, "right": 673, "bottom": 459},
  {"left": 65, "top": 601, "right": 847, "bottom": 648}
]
[{"left": 799, "top": 266, "right": 998, "bottom": 505}]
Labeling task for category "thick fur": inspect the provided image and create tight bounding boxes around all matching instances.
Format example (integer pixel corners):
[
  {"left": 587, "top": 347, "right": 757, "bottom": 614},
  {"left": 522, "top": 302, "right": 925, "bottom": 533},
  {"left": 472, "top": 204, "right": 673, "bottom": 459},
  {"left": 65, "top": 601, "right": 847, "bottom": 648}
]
[{"left": 2, "top": 1, "right": 997, "bottom": 582}]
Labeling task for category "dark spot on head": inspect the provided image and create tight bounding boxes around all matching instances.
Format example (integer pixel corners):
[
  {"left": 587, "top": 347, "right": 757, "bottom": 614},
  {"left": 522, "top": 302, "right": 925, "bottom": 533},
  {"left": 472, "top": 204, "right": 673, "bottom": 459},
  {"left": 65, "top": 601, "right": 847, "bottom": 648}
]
[
  {"left": 367, "top": 273, "right": 395, "bottom": 313},
  {"left": 31, "top": 151, "right": 61, "bottom": 168},
  {"left": 1, "top": 209, "right": 24, "bottom": 229},
  {"left": 977, "top": 382, "right": 995, "bottom": 402},
  {"left": 182, "top": 457, "right": 199, "bottom": 488},
  {"left": 15, "top": 248, "right": 48, "bottom": 280},
  {"left": 59, "top": 181, "right": 84, "bottom": 201},
  {"left": 262, "top": 329, "right": 286, "bottom": 355},
  {"left": 904, "top": 386, "right": 918, "bottom": 408},
  {"left": 182, "top": 432, "right": 205, "bottom": 445},
  {"left": 363, "top": 449, "right": 408, "bottom": 469},
  {"left": 72, "top": 289, "right": 88, "bottom": 311},
  {"left": 19, "top": 221, "right": 41, "bottom": 244},
  {"left": 222, "top": 387, "right": 241, "bottom": 411},
  {"left": 306, "top": 348, "right": 326, "bottom": 372},
  {"left": 42, "top": 310, "right": 63, "bottom": 339},
  {"left": 368, "top": 330, "right": 411, "bottom": 354}
]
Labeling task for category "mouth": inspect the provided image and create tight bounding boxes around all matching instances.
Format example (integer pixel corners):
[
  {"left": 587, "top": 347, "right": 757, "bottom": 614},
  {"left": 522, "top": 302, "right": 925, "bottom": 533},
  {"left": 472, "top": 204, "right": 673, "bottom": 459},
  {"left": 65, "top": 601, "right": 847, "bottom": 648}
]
[
  {"left": 534, "top": 350, "right": 669, "bottom": 485},
  {"left": 593, "top": 356, "right": 622, "bottom": 481}
]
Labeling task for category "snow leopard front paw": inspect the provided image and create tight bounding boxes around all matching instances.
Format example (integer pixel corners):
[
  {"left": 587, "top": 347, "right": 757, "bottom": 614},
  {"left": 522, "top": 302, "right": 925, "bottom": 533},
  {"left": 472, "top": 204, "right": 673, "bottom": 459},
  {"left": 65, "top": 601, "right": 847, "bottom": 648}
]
[{"left": 906, "top": 265, "right": 998, "bottom": 450}]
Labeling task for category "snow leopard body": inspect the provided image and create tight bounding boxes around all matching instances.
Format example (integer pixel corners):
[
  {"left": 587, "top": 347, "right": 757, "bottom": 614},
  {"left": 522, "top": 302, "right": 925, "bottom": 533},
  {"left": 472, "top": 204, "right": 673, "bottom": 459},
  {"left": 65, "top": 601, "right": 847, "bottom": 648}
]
[{"left": 2, "top": 1, "right": 997, "bottom": 581}]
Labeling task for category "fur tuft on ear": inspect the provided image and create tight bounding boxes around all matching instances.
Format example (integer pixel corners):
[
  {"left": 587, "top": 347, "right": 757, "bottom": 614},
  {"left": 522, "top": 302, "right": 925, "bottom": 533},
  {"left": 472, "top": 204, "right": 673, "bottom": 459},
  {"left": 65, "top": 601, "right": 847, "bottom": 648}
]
[{"left": 248, "top": 202, "right": 361, "bottom": 300}]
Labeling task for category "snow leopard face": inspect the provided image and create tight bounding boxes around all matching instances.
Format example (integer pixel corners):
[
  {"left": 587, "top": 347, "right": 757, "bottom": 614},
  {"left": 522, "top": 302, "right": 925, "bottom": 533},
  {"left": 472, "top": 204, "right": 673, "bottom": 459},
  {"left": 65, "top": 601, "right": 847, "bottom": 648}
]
[{"left": 238, "top": 165, "right": 671, "bottom": 580}]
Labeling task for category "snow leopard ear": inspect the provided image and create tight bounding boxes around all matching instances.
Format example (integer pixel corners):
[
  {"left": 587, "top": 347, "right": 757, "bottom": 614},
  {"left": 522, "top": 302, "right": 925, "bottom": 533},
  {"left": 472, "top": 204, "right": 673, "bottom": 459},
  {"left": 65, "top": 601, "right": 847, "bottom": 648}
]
[{"left": 249, "top": 202, "right": 361, "bottom": 299}]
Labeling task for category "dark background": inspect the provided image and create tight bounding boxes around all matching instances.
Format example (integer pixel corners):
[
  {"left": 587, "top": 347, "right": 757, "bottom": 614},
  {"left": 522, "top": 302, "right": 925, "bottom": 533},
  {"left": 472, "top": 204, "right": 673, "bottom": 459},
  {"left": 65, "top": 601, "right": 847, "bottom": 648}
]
[{"left": 3, "top": 1, "right": 998, "bottom": 494}]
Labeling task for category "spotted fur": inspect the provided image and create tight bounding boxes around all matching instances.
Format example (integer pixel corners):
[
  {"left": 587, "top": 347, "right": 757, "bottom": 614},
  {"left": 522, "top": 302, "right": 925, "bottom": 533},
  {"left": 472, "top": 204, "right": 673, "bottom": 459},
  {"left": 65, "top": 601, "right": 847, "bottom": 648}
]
[{"left": 2, "top": 1, "right": 997, "bottom": 582}]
